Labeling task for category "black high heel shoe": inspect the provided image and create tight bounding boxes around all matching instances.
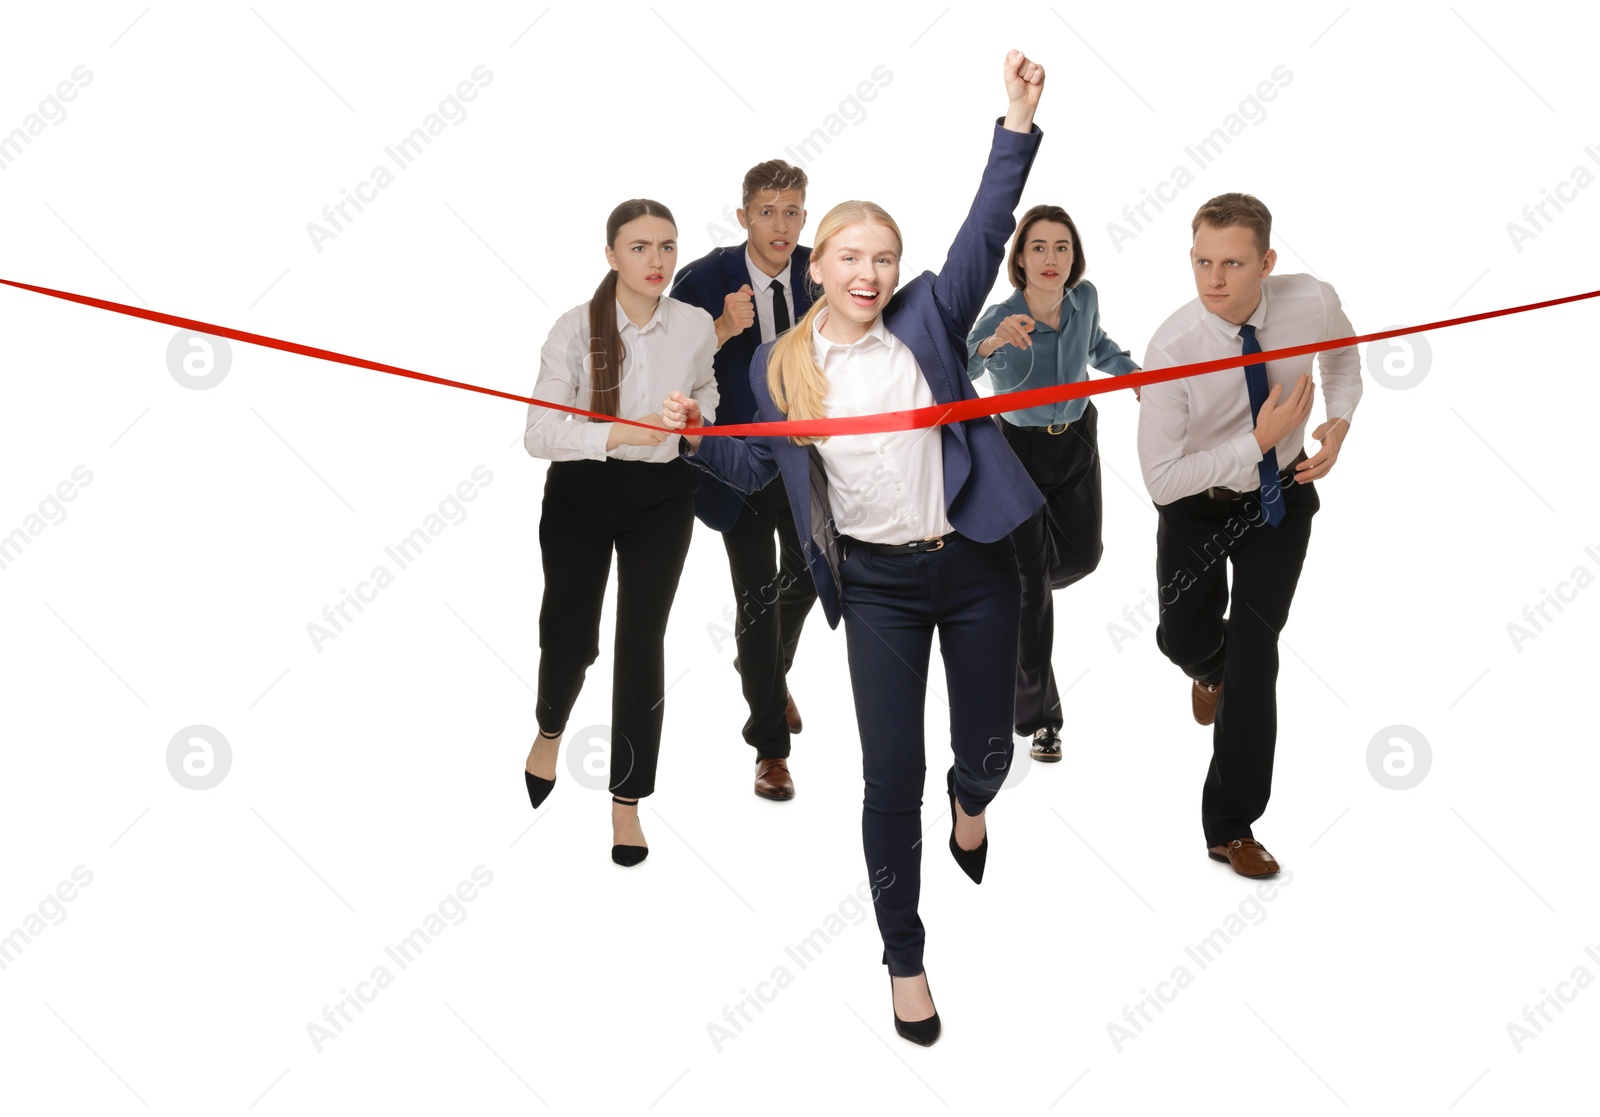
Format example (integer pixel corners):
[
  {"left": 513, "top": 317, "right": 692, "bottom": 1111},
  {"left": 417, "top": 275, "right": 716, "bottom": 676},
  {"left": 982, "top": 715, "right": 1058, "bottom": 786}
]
[
  {"left": 524, "top": 729, "right": 561, "bottom": 810},
  {"left": 946, "top": 766, "right": 988, "bottom": 884},
  {"left": 610, "top": 796, "right": 648, "bottom": 867},
  {"left": 890, "top": 972, "right": 941, "bottom": 1046}
]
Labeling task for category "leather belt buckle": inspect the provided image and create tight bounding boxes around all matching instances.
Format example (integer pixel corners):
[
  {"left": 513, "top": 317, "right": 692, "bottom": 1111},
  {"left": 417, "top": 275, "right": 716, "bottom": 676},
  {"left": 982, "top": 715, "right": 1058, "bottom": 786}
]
[
  {"left": 854, "top": 533, "right": 955, "bottom": 556},
  {"left": 1046, "top": 421, "right": 1070, "bottom": 435}
]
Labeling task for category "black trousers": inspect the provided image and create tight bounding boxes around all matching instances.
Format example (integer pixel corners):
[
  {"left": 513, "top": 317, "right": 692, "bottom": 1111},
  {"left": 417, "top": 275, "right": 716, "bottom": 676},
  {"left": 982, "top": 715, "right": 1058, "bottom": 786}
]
[
  {"left": 1000, "top": 401, "right": 1104, "bottom": 736},
  {"left": 721, "top": 480, "right": 817, "bottom": 759},
  {"left": 535, "top": 457, "right": 697, "bottom": 800},
  {"left": 838, "top": 533, "right": 1020, "bottom": 978},
  {"left": 1152, "top": 478, "right": 1319, "bottom": 847}
]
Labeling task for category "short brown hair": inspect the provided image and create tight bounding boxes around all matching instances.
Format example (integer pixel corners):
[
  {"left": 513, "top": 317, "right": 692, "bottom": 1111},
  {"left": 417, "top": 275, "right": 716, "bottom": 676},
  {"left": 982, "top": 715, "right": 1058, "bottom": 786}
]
[
  {"left": 1191, "top": 192, "right": 1271, "bottom": 256},
  {"left": 741, "top": 160, "right": 808, "bottom": 210},
  {"left": 1007, "top": 205, "right": 1086, "bottom": 290}
]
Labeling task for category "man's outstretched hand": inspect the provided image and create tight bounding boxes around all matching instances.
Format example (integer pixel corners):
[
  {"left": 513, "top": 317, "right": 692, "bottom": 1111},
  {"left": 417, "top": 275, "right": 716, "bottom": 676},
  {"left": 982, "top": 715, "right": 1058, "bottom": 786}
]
[{"left": 1295, "top": 416, "right": 1348, "bottom": 483}]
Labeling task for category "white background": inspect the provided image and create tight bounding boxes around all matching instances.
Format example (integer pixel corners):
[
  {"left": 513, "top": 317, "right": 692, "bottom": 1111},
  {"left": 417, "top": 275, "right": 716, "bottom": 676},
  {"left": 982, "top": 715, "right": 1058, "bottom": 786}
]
[{"left": 2, "top": 3, "right": 1596, "bottom": 1114}]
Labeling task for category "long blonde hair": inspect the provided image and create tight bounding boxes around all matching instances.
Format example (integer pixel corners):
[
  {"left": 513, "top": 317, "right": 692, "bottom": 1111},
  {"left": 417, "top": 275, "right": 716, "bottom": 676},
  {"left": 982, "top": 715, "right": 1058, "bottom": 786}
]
[{"left": 766, "top": 200, "right": 903, "bottom": 446}]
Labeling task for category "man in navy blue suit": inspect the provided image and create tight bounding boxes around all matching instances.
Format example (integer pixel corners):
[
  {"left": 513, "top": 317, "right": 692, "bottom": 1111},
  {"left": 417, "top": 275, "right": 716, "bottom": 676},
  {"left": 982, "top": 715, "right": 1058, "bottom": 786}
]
[{"left": 670, "top": 162, "right": 818, "bottom": 801}]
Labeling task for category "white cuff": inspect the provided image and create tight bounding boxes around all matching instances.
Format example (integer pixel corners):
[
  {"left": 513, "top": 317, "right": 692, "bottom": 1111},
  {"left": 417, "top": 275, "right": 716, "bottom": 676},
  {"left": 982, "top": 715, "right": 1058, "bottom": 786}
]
[{"left": 1229, "top": 430, "right": 1262, "bottom": 475}]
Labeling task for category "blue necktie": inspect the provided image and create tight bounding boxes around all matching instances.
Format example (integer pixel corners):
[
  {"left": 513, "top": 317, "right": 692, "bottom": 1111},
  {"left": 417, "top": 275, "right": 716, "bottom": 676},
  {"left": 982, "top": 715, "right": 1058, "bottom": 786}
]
[{"left": 1238, "top": 323, "right": 1284, "bottom": 527}]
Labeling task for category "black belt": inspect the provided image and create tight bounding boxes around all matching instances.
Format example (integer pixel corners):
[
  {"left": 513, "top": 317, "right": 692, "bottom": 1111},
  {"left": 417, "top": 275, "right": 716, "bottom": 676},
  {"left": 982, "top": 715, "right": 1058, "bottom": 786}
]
[
  {"left": 1204, "top": 450, "right": 1309, "bottom": 501},
  {"left": 1006, "top": 419, "right": 1073, "bottom": 435},
  {"left": 844, "top": 533, "right": 955, "bottom": 555}
]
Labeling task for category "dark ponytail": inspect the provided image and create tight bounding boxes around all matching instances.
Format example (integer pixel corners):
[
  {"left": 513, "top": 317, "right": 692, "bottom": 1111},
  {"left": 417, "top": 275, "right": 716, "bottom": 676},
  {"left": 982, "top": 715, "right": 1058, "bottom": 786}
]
[{"left": 588, "top": 198, "right": 676, "bottom": 421}]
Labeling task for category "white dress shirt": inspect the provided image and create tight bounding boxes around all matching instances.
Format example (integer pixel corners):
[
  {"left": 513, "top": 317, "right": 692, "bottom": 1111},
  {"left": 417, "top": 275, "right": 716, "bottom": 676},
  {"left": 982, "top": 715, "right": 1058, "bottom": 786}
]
[
  {"left": 811, "top": 308, "right": 953, "bottom": 544},
  {"left": 1138, "top": 273, "right": 1363, "bottom": 505},
  {"left": 524, "top": 295, "right": 718, "bottom": 463},
  {"left": 744, "top": 245, "right": 796, "bottom": 345}
]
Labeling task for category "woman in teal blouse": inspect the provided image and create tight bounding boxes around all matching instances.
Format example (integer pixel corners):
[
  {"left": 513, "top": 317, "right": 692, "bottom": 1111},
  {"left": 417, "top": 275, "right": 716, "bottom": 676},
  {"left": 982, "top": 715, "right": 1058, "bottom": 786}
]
[{"left": 966, "top": 204, "right": 1139, "bottom": 761}]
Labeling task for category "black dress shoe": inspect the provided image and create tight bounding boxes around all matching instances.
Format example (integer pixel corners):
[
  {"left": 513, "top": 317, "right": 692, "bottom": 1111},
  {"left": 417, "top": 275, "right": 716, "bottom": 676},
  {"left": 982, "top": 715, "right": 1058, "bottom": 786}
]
[
  {"left": 610, "top": 796, "right": 648, "bottom": 867},
  {"left": 946, "top": 766, "right": 987, "bottom": 884},
  {"left": 525, "top": 769, "right": 555, "bottom": 809},
  {"left": 525, "top": 729, "right": 560, "bottom": 809},
  {"left": 890, "top": 973, "right": 941, "bottom": 1046},
  {"left": 1029, "top": 726, "right": 1062, "bottom": 762}
]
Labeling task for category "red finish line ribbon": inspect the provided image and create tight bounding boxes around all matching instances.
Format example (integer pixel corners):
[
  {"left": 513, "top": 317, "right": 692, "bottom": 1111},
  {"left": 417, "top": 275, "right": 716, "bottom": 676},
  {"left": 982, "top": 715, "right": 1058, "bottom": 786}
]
[{"left": 4, "top": 276, "right": 1597, "bottom": 437}]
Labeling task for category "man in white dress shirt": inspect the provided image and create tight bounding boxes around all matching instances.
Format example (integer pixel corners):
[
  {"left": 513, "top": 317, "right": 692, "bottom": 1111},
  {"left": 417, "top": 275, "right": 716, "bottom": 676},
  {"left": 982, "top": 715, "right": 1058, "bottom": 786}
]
[{"left": 1137, "top": 192, "right": 1362, "bottom": 878}]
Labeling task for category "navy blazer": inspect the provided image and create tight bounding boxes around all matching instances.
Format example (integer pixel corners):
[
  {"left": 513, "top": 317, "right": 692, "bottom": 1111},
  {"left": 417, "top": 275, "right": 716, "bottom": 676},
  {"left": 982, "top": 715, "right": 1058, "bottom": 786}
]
[
  {"left": 670, "top": 243, "right": 816, "bottom": 530},
  {"left": 682, "top": 120, "right": 1046, "bottom": 628}
]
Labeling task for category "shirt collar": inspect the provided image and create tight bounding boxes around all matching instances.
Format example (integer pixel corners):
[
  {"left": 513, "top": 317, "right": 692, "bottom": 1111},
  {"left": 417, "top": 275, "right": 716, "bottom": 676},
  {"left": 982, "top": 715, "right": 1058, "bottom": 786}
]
[
  {"left": 1205, "top": 281, "right": 1270, "bottom": 341},
  {"left": 743, "top": 245, "right": 784, "bottom": 293},
  {"left": 810, "top": 306, "right": 894, "bottom": 363},
  {"left": 1004, "top": 284, "right": 1078, "bottom": 328},
  {"left": 616, "top": 295, "right": 669, "bottom": 335}
]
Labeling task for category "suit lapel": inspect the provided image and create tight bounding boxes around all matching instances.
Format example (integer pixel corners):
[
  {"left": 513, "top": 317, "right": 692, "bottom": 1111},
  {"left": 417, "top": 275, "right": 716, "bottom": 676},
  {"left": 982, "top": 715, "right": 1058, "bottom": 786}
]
[
  {"left": 890, "top": 296, "right": 960, "bottom": 410},
  {"left": 724, "top": 246, "right": 753, "bottom": 291},
  {"left": 888, "top": 284, "right": 973, "bottom": 506},
  {"left": 788, "top": 249, "right": 814, "bottom": 317}
]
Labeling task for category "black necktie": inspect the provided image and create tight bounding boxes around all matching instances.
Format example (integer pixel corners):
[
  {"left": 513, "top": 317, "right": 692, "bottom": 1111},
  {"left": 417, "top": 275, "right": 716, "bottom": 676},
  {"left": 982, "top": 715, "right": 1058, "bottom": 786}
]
[{"left": 770, "top": 278, "right": 791, "bottom": 335}]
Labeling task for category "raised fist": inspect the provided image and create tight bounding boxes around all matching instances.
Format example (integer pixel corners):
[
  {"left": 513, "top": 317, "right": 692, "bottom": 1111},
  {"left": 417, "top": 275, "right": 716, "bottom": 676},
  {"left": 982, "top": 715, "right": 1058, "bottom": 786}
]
[
  {"left": 720, "top": 284, "right": 756, "bottom": 339},
  {"left": 1003, "top": 49, "right": 1044, "bottom": 109}
]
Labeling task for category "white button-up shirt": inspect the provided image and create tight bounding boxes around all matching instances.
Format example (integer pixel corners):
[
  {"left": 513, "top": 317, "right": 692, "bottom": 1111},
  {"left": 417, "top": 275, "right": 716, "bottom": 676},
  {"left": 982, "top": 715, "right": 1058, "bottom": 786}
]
[
  {"left": 1138, "top": 273, "right": 1363, "bottom": 505},
  {"left": 744, "top": 245, "right": 797, "bottom": 345},
  {"left": 811, "top": 308, "right": 953, "bottom": 544},
  {"left": 523, "top": 295, "right": 718, "bottom": 462}
]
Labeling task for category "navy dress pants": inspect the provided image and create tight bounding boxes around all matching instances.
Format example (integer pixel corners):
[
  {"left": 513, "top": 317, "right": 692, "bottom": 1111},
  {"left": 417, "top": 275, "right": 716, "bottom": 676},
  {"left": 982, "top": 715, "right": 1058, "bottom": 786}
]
[{"left": 838, "top": 532, "right": 1021, "bottom": 977}]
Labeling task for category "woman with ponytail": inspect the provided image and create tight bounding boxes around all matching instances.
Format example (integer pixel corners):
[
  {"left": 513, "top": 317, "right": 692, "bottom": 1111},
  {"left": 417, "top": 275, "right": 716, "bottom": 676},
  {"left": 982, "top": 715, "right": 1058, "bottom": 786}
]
[
  {"left": 664, "top": 50, "right": 1047, "bottom": 1045},
  {"left": 521, "top": 199, "right": 718, "bottom": 867}
]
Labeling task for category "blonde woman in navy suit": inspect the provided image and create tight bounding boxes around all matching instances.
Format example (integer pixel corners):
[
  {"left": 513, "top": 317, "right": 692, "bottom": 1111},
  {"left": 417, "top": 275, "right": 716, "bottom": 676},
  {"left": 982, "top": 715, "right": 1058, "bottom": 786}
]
[{"left": 663, "top": 51, "right": 1046, "bottom": 1046}]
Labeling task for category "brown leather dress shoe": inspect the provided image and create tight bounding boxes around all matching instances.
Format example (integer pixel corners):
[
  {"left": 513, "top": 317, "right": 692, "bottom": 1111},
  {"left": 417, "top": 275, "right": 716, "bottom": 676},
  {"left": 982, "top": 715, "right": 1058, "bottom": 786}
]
[
  {"left": 1207, "top": 838, "right": 1280, "bottom": 877},
  {"left": 755, "top": 757, "right": 795, "bottom": 800},
  {"left": 1191, "top": 678, "right": 1222, "bottom": 725},
  {"left": 784, "top": 691, "right": 803, "bottom": 735}
]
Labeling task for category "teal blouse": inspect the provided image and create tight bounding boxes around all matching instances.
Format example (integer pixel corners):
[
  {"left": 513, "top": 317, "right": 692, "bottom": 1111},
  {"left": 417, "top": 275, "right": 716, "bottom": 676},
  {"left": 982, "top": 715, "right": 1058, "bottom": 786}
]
[{"left": 966, "top": 279, "right": 1137, "bottom": 427}]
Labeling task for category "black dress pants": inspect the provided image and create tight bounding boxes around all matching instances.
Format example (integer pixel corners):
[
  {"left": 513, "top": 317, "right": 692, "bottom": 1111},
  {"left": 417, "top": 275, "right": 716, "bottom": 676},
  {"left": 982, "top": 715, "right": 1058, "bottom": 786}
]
[
  {"left": 535, "top": 457, "right": 697, "bottom": 800},
  {"left": 1152, "top": 477, "right": 1319, "bottom": 846},
  {"left": 1000, "top": 401, "right": 1104, "bottom": 736},
  {"left": 720, "top": 480, "right": 817, "bottom": 759}
]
